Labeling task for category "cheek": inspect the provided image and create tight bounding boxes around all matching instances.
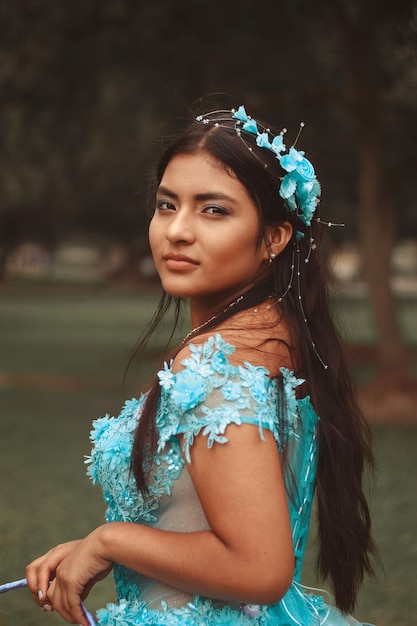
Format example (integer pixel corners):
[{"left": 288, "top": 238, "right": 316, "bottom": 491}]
[
  {"left": 206, "top": 239, "right": 240, "bottom": 265},
  {"left": 208, "top": 237, "right": 261, "bottom": 273},
  {"left": 148, "top": 217, "right": 160, "bottom": 258}
]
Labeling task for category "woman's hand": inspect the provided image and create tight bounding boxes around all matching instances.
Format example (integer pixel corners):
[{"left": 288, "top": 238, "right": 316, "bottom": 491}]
[
  {"left": 26, "top": 540, "right": 83, "bottom": 611},
  {"left": 26, "top": 528, "right": 114, "bottom": 625}
]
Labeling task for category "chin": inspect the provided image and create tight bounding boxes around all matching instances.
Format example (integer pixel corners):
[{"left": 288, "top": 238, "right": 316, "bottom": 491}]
[
  {"left": 158, "top": 279, "right": 200, "bottom": 299},
  {"left": 159, "top": 283, "right": 191, "bottom": 298}
]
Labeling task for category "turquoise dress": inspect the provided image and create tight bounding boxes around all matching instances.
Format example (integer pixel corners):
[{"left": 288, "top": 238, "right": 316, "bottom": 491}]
[{"left": 86, "top": 334, "right": 370, "bottom": 626}]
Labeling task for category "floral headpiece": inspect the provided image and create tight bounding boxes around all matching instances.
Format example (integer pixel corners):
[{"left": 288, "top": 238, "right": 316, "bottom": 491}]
[{"left": 196, "top": 105, "right": 321, "bottom": 230}]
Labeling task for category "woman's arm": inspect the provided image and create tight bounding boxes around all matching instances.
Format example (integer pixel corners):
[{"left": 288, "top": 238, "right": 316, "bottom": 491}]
[{"left": 27, "top": 423, "right": 294, "bottom": 625}]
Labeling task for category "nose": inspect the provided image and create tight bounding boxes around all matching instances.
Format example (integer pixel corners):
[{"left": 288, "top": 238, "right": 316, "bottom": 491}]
[{"left": 166, "top": 208, "right": 195, "bottom": 244}]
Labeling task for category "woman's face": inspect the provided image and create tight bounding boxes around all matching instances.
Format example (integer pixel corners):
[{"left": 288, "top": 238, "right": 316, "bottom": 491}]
[{"left": 149, "top": 151, "right": 270, "bottom": 315}]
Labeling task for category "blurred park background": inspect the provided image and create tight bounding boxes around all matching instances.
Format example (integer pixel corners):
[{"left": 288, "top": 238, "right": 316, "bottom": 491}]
[{"left": 1, "top": 1, "right": 417, "bottom": 624}]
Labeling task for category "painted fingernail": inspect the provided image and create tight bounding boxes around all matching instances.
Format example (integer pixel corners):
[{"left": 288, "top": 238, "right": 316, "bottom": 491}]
[
  {"left": 42, "top": 603, "right": 52, "bottom": 612},
  {"left": 37, "top": 590, "right": 43, "bottom": 600}
]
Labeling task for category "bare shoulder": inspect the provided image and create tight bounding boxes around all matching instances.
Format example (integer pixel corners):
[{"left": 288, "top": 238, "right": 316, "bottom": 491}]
[{"left": 174, "top": 306, "right": 296, "bottom": 377}]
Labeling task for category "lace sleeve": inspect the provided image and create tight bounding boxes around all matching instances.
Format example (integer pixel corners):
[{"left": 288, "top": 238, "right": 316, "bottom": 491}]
[{"left": 156, "top": 334, "right": 289, "bottom": 462}]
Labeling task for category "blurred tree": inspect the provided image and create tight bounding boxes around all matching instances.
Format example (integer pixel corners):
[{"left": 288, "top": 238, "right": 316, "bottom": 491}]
[
  {"left": 0, "top": 0, "right": 158, "bottom": 277},
  {"left": 322, "top": 0, "right": 417, "bottom": 391},
  {"left": 245, "top": 0, "right": 417, "bottom": 393},
  {"left": 0, "top": 0, "right": 416, "bottom": 398}
]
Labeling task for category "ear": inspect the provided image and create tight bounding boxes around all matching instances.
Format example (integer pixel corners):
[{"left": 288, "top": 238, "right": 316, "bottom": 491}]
[{"left": 262, "top": 221, "right": 293, "bottom": 261}]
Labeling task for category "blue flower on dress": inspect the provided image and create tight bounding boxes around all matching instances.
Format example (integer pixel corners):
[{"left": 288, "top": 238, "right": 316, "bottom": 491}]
[
  {"left": 182, "top": 343, "right": 213, "bottom": 378},
  {"left": 96, "top": 599, "right": 144, "bottom": 625},
  {"left": 243, "top": 604, "right": 261, "bottom": 618},
  {"left": 120, "top": 398, "right": 141, "bottom": 418},
  {"left": 84, "top": 456, "right": 98, "bottom": 482},
  {"left": 239, "top": 362, "right": 270, "bottom": 404},
  {"left": 212, "top": 333, "right": 235, "bottom": 355},
  {"left": 281, "top": 367, "right": 305, "bottom": 428},
  {"left": 281, "top": 368, "right": 304, "bottom": 391},
  {"left": 95, "top": 607, "right": 110, "bottom": 625},
  {"left": 211, "top": 349, "right": 228, "bottom": 374},
  {"left": 89, "top": 415, "right": 112, "bottom": 442},
  {"left": 307, "top": 594, "right": 325, "bottom": 610},
  {"left": 201, "top": 405, "right": 242, "bottom": 446},
  {"left": 222, "top": 380, "right": 242, "bottom": 401},
  {"left": 101, "top": 435, "right": 132, "bottom": 471},
  {"left": 171, "top": 369, "right": 207, "bottom": 411},
  {"left": 158, "top": 361, "right": 175, "bottom": 390}
]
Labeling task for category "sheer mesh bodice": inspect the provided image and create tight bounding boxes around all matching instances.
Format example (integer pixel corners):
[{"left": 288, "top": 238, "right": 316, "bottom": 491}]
[{"left": 86, "top": 334, "right": 370, "bottom": 625}]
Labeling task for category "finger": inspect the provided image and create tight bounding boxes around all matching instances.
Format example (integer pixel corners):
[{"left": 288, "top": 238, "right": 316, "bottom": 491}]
[
  {"left": 25, "top": 564, "right": 39, "bottom": 601},
  {"left": 25, "top": 560, "right": 47, "bottom": 607},
  {"left": 43, "top": 577, "right": 56, "bottom": 613},
  {"left": 41, "top": 602, "right": 53, "bottom": 613},
  {"left": 49, "top": 585, "right": 88, "bottom": 626},
  {"left": 68, "top": 599, "right": 89, "bottom": 626},
  {"left": 36, "top": 566, "right": 55, "bottom": 605},
  {"left": 26, "top": 552, "right": 59, "bottom": 605}
]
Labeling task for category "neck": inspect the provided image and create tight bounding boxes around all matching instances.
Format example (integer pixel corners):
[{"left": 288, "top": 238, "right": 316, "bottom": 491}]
[
  {"left": 190, "top": 291, "right": 247, "bottom": 329},
  {"left": 184, "top": 281, "right": 275, "bottom": 345}
]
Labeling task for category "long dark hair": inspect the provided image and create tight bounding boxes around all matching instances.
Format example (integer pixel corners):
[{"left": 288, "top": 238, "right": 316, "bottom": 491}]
[{"left": 131, "top": 111, "right": 375, "bottom": 613}]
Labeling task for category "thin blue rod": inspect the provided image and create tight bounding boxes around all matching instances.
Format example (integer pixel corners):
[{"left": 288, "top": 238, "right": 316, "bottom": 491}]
[{"left": 0, "top": 578, "right": 97, "bottom": 625}]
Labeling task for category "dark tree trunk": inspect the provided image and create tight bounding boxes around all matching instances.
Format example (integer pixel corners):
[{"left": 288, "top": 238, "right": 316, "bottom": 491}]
[
  {"left": 332, "top": 1, "right": 417, "bottom": 421},
  {"left": 341, "top": 5, "right": 413, "bottom": 387}
]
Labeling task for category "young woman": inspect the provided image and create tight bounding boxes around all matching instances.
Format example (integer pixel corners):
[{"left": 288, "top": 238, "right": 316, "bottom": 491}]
[{"left": 26, "top": 105, "right": 375, "bottom": 625}]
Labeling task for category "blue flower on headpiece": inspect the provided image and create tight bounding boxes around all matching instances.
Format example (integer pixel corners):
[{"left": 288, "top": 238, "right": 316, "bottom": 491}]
[
  {"left": 279, "top": 174, "right": 320, "bottom": 226},
  {"left": 256, "top": 132, "right": 271, "bottom": 150},
  {"left": 271, "top": 134, "right": 286, "bottom": 155},
  {"left": 232, "top": 105, "right": 249, "bottom": 122},
  {"left": 232, "top": 105, "right": 259, "bottom": 135},
  {"left": 199, "top": 105, "right": 321, "bottom": 227},
  {"left": 256, "top": 131, "right": 286, "bottom": 155},
  {"left": 297, "top": 180, "right": 321, "bottom": 204},
  {"left": 279, "top": 175, "right": 297, "bottom": 205},
  {"left": 280, "top": 147, "right": 315, "bottom": 182},
  {"left": 242, "top": 118, "right": 258, "bottom": 135},
  {"left": 297, "top": 181, "right": 321, "bottom": 225},
  {"left": 278, "top": 147, "right": 319, "bottom": 224}
]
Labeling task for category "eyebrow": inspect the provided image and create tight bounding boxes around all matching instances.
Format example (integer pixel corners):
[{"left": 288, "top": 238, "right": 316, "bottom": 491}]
[{"left": 157, "top": 185, "right": 237, "bottom": 204}]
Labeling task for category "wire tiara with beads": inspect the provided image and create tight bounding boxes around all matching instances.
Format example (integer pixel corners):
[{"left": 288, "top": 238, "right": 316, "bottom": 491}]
[{"left": 196, "top": 105, "right": 322, "bottom": 231}]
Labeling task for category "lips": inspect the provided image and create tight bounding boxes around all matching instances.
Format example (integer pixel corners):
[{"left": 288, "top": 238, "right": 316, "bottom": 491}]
[{"left": 163, "top": 253, "right": 199, "bottom": 270}]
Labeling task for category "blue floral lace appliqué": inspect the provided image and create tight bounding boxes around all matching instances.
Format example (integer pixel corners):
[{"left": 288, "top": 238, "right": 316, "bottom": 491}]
[
  {"left": 156, "top": 333, "right": 309, "bottom": 463},
  {"left": 86, "top": 396, "right": 184, "bottom": 524}
]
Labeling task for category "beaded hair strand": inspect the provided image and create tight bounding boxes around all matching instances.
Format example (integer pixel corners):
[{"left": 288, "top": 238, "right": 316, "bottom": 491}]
[{"left": 196, "top": 105, "right": 344, "bottom": 368}]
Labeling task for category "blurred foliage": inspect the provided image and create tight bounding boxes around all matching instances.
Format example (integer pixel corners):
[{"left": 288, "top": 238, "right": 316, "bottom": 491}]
[{"left": 0, "top": 0, "right": 416, "bottom": 261}]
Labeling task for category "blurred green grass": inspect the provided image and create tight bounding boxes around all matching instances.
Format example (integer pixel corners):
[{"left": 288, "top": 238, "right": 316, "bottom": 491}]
[{"left": 0, "top": 284, "right": 416, "bottom": 625}]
